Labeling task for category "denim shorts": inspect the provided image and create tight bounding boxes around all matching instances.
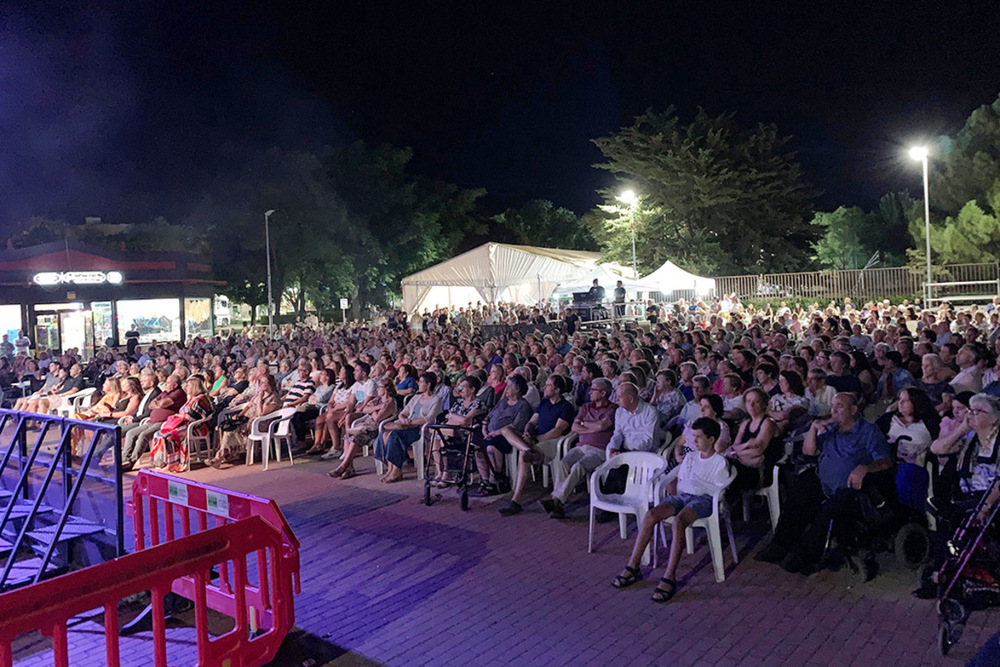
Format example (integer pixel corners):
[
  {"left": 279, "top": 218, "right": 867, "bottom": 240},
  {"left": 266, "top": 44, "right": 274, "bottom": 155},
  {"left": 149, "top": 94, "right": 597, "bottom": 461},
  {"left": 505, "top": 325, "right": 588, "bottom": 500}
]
[{"left": 660, "top": 493, "right": 713, "bottom": 519}]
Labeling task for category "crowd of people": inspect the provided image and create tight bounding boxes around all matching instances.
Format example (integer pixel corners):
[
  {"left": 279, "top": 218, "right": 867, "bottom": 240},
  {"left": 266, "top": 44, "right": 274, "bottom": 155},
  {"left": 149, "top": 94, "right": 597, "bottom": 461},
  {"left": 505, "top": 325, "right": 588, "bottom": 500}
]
[{"left": 3, "top": 293, "right": 1000, "bottom": 603}]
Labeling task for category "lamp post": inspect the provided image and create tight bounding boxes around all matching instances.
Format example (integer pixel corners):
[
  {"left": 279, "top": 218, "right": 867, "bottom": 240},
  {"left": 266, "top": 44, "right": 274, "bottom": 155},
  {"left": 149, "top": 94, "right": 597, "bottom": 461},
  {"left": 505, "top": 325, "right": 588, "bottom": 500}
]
[
  {"left": 618, "top": 189, "right": 638, "bottom": 277},
  {"left": 264, "top": 209, "right": 275, "bottom": 339},
  {"left": 909, "top": 147, "right": 932, "bottom": 301}
]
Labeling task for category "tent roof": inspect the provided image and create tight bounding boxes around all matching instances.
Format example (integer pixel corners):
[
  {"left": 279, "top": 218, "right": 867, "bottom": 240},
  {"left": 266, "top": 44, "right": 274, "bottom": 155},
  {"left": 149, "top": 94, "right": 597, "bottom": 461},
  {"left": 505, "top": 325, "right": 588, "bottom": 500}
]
[
  {"left": 636, "top": 260, "right": 715, "bottom": 293},
  {"left": 400, "top": 242, "right": 603, "bottom": 288}
]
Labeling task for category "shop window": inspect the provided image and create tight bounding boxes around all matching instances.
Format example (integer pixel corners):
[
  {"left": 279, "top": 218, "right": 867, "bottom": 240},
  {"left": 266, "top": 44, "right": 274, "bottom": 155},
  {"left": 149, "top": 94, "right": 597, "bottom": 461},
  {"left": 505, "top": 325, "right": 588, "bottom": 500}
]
[
  {"left": 92, "top": 301, "right": 114, "bottom": 348},
  {"left": 0, "top": 304, "right": 21, "bottom": 341},
  {"left": 185, "top": 298, "right": 213, "bottom": 339},
  {"left": 116, "top": 299, "right": 181, "bottom": 344}
]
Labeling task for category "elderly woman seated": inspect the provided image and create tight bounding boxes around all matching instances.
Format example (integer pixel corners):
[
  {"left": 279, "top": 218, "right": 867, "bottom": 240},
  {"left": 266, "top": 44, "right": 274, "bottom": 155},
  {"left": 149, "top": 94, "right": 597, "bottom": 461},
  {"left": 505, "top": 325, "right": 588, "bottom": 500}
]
[
  {"left": 212, "top": 371, "right": 280, "bottom": 466},
  {"left": 914, "top": 392, "right": 1000, "bottom": 598},
  {"left": 426, "top": 375, "right": 487, "bottom": 488},
  {"left": 374, "top": 372, "right": 443, "bottom": 483},
  {"left": 329, "top": 377, "right": 398, "bottom": 480}
]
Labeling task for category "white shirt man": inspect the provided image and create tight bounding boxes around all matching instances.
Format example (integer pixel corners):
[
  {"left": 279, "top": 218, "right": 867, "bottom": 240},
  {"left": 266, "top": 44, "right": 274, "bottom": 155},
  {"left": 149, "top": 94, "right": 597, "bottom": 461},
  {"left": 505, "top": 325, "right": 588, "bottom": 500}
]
[{"left": 607, "top": 383, "right": 660, "bottom": 456}]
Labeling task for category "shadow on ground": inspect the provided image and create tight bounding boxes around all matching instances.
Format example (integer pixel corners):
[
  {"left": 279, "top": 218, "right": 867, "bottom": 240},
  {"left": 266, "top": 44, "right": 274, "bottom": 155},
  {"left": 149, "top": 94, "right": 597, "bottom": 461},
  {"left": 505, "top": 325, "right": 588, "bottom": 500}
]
[{"left": 267, "top": 628, "right": 382, "bottom": 666}]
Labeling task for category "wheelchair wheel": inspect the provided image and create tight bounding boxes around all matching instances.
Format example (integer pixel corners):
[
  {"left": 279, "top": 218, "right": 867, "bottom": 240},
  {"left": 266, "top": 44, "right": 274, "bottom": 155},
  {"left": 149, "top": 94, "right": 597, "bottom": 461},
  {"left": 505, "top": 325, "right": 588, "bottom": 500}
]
[
  {"left": 895, "top": 523, "right": 931, "bottom": 570},
  {"left": 937, "top": 598, "right": 967, "bottom": 655},
  {"left": 938, "top": 622, "right": 952, "bottom": 656},
  {"left": 423, "top": 483, "right": 432, "bottom": 506},
  {"left": 460, "top": 490, "right": 469, "bottom": 511}
]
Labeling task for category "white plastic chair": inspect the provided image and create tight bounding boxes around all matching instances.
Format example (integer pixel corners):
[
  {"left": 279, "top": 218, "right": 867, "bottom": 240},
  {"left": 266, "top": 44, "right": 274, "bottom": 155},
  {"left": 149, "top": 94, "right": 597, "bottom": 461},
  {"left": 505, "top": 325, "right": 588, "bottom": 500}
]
[
  {"left": 925, "top": 458, "right": 937, "bottom": 532},
  {"left": 588, "top": 451, "right": 668, "bottom": 565},
  {"left": 742, "top": 465, "right": 781, "bottom": 532},
  {"left": 53, "top": 388, "right": 97, "bottom": 418},
  {"left": 653, "top": 463, "right": 738, "bottom": 582},
  {"left": 549, "top": 432, "right": 578, "bottom": 487},
  {"left": 347, "top": 414, "right": 374, "bottom": 457},
  {"left": 374, "top": 417, "right": 393, "bottom": 477},
  {"left": 246, "top": 407, "right": 296, "bottom": 471},
  {"left": 184, "top": 413, "right": 216, "bottom": 470}
]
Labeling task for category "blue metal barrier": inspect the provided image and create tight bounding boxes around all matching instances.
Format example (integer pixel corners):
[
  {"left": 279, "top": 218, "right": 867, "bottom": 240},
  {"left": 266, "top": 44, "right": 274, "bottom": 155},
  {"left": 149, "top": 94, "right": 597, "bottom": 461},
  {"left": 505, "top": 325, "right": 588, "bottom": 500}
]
[{"left": 0, "top": 409, "right": 125, "bottom": 590}]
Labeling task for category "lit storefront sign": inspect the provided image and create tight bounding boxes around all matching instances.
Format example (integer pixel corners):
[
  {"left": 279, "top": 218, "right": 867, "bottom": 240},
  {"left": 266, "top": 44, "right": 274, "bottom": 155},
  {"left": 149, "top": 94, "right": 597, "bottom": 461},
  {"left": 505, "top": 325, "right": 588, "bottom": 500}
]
[{"left": 32, "top": 271, "right": 124, "bottom": 286}]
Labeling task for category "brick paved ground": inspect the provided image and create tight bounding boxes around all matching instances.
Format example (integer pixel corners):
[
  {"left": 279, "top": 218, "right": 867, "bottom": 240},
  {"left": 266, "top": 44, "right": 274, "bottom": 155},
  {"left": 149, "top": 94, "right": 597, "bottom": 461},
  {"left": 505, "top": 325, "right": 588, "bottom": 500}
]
[{"left": 10, "top": 452, "right": 1000, "bottom": 666}]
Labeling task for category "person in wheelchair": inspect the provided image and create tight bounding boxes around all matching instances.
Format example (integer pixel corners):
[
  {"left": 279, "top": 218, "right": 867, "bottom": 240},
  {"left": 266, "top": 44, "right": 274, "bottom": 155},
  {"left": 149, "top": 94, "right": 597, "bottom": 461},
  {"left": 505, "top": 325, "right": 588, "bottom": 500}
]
[{"left": 755, "top": 392, "right": 892, "bottom": 574}]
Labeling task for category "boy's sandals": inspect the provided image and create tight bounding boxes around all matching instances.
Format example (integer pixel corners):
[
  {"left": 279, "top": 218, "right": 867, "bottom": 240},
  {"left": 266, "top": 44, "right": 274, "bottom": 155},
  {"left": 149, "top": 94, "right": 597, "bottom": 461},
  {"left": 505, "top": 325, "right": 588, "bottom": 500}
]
[
  {"left": 651, "top": 578, "right": 677, "bottom": 603},
  {"left": 612, "top": 565, "right": 643, "bottom": 589}
]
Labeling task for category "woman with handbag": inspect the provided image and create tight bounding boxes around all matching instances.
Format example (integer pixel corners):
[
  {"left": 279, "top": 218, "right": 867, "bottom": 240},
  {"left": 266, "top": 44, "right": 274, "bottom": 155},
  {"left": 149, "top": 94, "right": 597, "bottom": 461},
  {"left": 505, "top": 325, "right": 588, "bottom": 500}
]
[{"left": 213, "top": 371, "right": 280, "bottom": 466}]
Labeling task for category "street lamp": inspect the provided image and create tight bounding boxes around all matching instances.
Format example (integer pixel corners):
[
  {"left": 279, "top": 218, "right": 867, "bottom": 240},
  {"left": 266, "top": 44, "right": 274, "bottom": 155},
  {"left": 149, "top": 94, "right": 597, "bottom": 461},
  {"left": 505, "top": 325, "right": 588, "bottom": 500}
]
[
  {"left": 264, "top": 209, "right": 276, "bottom": 339},
  {"left": 618, "top": 189, "right": 638, "bottom": 277},
  {"left": 909, "top": 146, "right": 932, "bottom": 300}
]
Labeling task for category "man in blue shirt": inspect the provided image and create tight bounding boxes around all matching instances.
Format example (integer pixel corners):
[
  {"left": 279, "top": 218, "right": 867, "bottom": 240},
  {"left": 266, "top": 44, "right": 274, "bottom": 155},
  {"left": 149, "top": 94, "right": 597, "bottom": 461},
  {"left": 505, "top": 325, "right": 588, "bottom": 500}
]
[{"left": 755, "top": 393, "right": 892, "bottom": 574}]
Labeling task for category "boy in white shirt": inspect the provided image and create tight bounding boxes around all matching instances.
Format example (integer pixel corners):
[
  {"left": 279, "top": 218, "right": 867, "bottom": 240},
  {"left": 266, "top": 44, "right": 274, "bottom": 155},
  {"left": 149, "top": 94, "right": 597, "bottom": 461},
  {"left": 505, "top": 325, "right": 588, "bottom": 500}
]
[{"left": 612, "top": 417, "right": 731, "bottom": 603}]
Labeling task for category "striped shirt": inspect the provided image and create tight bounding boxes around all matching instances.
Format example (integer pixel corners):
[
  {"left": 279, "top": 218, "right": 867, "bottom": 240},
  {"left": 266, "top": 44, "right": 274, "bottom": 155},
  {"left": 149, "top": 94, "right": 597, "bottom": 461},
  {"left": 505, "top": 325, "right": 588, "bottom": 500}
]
[{"left": 283, "top": 378, "right": 315, "bottom": 407}]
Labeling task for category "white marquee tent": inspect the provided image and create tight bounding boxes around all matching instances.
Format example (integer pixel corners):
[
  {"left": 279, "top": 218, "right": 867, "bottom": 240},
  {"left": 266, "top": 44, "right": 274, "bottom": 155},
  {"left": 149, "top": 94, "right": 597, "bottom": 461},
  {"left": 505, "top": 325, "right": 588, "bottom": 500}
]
[
  {"left": 401, "top": 242, "right": 603, "bottom": 313},
  {"left": 636, "top": 260, "right": 716, "bottom": 297}
]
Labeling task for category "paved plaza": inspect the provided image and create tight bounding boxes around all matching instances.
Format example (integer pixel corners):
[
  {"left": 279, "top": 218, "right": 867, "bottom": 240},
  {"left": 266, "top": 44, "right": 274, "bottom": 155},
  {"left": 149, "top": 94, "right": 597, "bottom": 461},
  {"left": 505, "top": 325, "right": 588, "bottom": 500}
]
[{"left": 9, "top": 453, "right": 1000, "bottom": 666}]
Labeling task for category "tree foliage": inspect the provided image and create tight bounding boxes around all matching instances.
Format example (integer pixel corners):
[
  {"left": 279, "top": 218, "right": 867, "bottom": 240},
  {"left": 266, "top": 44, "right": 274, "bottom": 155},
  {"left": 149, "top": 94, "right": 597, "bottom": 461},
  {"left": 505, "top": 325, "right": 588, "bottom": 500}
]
[
  {"left": 591, "top": 108, "right": 815, "bottom": 275},
  {"left": 480, "top": 199, "right": 596, "bottom": 250},
  {"left": 811, "top": 192, "right": 913, "bottom": 269},
  {"left": 905, "top": 93, "right": 1000, "bottom": 268}
]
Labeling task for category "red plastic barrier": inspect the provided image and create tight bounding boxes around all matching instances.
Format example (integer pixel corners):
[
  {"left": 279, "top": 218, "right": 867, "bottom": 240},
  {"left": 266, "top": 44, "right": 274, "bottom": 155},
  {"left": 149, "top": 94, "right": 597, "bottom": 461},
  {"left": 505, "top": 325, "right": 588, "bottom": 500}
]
[
  {"left": 127, "top": 470, "right": 301, "bottom": 634},
  {"left": 0, "top": 516, "right": 291, "bottom": 667}
]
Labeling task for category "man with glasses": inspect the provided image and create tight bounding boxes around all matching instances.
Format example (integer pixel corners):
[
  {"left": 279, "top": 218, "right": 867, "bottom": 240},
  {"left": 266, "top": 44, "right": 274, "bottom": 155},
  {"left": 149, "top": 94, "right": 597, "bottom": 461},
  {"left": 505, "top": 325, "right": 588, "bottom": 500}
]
[{"left": 540, "top": 378, "right": 619, "bottom": 519}]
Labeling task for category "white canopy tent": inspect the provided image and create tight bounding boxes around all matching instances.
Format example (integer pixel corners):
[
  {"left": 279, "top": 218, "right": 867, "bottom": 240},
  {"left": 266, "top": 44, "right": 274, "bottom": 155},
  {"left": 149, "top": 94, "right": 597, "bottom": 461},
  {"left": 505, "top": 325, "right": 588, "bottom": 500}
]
[
  {"left": 551, "top": 264, "right": 646, "bottom": 298},
  {"left": 636, "top": 260, "right": 716, "bottom": 298},
  {"left": 401, "top": 242, "right": 603, "bottom": 313}
]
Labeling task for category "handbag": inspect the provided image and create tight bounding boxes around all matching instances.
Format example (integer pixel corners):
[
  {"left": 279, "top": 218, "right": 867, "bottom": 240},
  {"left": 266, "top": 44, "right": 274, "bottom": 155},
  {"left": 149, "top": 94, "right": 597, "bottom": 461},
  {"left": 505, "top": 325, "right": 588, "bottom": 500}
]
[
  {"left": 600, "top": 464, "right": 630, "bottom": 495},
  {"left": 161, "top": 413, "right": 188, "bottom": 432},
  {"left": 219, "top": 414, "right": 248, "bottom": 432}
]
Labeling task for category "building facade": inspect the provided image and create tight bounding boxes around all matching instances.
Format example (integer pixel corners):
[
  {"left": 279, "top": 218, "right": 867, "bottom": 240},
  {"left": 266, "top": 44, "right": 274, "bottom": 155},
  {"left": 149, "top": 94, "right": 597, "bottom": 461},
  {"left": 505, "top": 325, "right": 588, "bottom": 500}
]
[{"left": 0, "top": 241, "right": 223, "bottom": 358}]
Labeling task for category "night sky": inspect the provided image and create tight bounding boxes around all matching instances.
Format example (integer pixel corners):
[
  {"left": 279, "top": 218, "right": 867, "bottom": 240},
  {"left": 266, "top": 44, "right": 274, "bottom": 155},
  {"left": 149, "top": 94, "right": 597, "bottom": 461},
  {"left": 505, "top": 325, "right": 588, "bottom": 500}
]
[{"left": 2, "top": 1, "right": 999, "bottom": 231}]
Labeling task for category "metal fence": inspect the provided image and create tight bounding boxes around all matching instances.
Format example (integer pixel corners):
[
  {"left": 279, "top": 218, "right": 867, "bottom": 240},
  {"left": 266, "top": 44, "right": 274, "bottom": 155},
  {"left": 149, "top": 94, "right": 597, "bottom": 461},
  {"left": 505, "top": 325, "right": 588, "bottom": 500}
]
[{"left": 714, "top": 263, "right": 1000, "bottom": 302}]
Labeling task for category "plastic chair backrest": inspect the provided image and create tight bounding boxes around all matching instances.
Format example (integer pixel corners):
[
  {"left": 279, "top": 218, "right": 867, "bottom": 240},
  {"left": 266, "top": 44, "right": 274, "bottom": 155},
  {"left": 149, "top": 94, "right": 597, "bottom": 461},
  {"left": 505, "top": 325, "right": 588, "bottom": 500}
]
[
  {"left": 273, "top": 407, "right": 297, "bottom": 436},
  {"left": 251, "top": 409, "right": 283, "bottom": 436},
  {"left": 76, "top": 387, "right": 97, "bottom": 408}
]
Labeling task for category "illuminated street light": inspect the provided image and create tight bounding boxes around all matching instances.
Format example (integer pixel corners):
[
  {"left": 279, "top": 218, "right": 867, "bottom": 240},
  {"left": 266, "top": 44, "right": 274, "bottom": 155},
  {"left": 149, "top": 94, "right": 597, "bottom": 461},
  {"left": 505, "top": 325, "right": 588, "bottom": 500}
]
[
  {"left": 617, "top": 190, "right": 638, "bottom": 277},
  {"left": 264, "top": 209, "right": 276, "bottom": 339},
  {"left": 909, "top": 147, "right": 932, "bottom": 299}
]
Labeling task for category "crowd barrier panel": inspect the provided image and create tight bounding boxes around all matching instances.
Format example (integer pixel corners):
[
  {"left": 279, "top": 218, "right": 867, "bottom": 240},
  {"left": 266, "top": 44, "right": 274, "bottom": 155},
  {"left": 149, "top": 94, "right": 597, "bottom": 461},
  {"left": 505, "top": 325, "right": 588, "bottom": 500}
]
[
  {"left": 127, "top": 470, "right": 301, "bottom": 635},
  {"left": 0, "top": 516, "right": 290, "bottom": 667}
]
